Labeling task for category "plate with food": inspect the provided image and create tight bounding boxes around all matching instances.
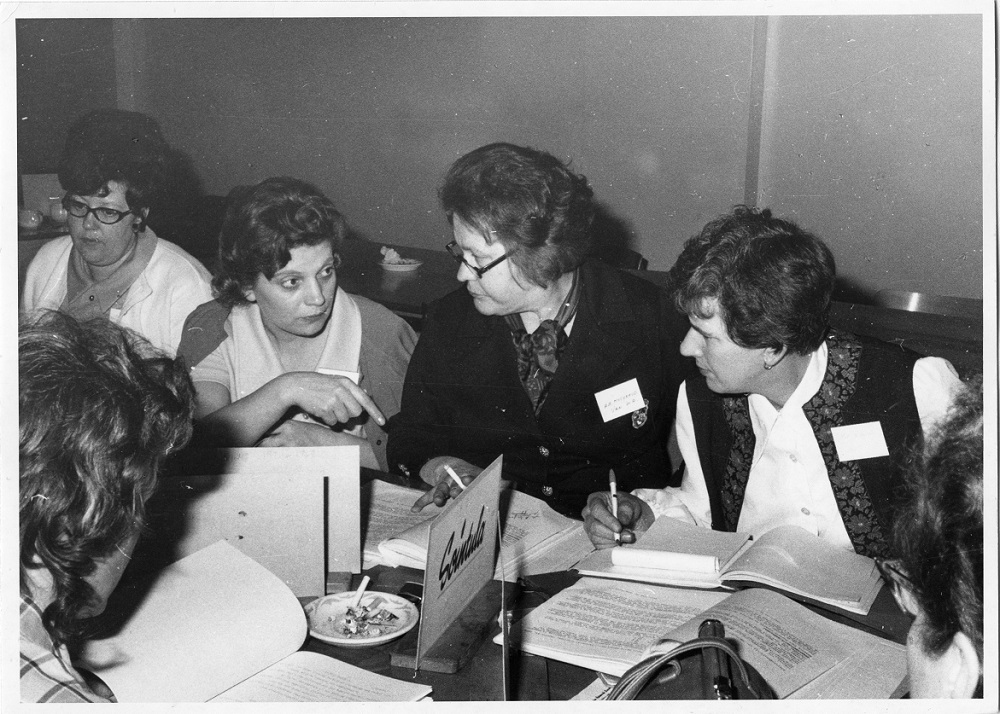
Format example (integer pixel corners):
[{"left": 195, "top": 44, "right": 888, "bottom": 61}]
[
  {"left": 304, "top": 591, "right": 419, "bottom": 647},
  {"left": 380, "top": 246, "right": 423, "bottom": 271}
]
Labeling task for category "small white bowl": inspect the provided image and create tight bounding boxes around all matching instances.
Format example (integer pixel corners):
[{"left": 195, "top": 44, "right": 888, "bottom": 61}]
[
  {"left": 304, "top": 591, "right": 419, "bottom": 647},
  {"left": 380, "top": 260, "right": 422, "bottom": 272}
]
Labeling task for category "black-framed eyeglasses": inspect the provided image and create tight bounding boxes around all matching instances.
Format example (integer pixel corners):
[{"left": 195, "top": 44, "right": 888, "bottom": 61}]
[
  {"left": 445, "top": 240, "right": 509, "bottom": 279},
  {"left": 874, "top": 557, "right": 919, "bottom": 618},
  {"left": 63, "top": 196, "right": 134, "bottom": 225}
]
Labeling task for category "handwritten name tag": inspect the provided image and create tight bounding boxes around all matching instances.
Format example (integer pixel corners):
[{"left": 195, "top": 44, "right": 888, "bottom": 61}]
[
  {"left": 595, "top": 378, "right": 645, "bottom": 423},
  {"left": 831, "top": 421, "right": 890, "bottom": 462}
]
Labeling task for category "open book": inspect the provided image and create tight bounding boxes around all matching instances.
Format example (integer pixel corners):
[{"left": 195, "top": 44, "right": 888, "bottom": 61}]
[
  {"left": 376, "top": 485, "right": 594, "bottom": 581},
  {"left": 502, "top": 577, "right": 907, "bottom": 699},
  {"left": 573, "top": 518, "right": 882, "bottom": 615},
  {"left": 77, "top": 541, "right": 432, "bottom": 703}
]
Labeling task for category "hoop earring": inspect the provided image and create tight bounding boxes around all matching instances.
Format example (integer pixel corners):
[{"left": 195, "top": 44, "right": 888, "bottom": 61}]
[{"left": 763, "top": 362, "right": 773, "bottom": 371}]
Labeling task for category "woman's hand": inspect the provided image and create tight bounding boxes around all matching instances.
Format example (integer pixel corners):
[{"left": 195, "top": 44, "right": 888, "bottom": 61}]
[
  {"left": 581, "top": 491, "right": 655, "bottom": 549},
  {"left": 411, "top": 456, "right": 482, "bottom": 512},
  {"left": 257, "top": 419, "right": 381, "bottom": 469},
  {"left": 279, "top": 372, "right": 385, "bottom": 427},
  {"left": 258, "top": 419, "right": 349, "bottom": 447}
]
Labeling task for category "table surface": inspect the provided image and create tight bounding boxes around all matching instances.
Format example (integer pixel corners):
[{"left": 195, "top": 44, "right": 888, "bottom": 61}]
[
  {"left": 336, "top": 240, "right": 461, "bottom": 319},
  {"left": 301, "top": 475, "right": 912, "bottom": 702}
]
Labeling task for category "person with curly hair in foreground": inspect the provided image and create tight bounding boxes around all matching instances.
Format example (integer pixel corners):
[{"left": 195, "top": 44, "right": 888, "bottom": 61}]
[{"left": 19, "top": 312, "right": 195, "bottom": 703}]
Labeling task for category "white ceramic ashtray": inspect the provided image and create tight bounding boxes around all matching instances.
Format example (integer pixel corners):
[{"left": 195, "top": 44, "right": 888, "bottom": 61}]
[
  {"left": 304, "top": 591, "right": 419, "bottom": 647},
  {"left": 379, "top": 246, "right": 422, "bottom": 271}
]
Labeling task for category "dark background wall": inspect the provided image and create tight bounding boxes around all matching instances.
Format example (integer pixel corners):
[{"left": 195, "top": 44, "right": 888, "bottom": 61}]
[{"left": 16, "top": 14, "right": 985, "bottom": 300}]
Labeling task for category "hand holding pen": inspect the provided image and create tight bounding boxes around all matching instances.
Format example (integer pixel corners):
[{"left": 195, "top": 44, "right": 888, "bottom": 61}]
[{"left": 581, "top": 480, "right": 656, "bottom": 549}]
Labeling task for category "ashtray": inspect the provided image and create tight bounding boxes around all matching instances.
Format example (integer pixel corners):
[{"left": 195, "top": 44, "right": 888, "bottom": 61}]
[
  {"left": 304, "top": 591, "right": 419, "bottom": 647},
  {"left": 379, "top": 260, "right": 422, "bottom": 272}
]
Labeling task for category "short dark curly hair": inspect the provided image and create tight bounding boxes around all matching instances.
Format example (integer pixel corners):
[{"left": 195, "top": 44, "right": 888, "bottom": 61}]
[
  {"left": 19, "top": 311, "right": 195, "bottom": 650},
  {"left": 439, "top": 143, "right": 595, "bottom": 288},
  {"left": 892, "top": 374, "right": 983, "bottom": 671},
  {"left": 57, "top": 109, "right": 173, "bottom": 229},
  {"left": 212, "top": 177, "right": 347, "bottom": 307},
  {"left": 669, "top": 205, "right": 836, "bottom": 355}
]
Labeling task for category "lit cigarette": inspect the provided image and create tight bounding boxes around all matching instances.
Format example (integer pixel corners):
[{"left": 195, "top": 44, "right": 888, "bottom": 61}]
[{"left": 444, "top": 465, "right": 467, "bottom": 491}]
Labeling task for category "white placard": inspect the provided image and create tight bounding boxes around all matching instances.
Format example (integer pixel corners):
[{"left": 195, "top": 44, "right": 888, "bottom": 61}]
[{"left": 416, "top": 456, "right": 503, "bottom": 669}]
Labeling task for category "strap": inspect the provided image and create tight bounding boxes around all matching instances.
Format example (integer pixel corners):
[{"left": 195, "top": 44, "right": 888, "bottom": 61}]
[{"left": 603, "top": 636, "right": 768, "bottom": 700}]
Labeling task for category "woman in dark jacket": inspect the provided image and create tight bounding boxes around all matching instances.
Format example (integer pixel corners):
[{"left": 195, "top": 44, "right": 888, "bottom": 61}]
[{"left": 388, "top": 143, "right": 691, "bottom": 516}]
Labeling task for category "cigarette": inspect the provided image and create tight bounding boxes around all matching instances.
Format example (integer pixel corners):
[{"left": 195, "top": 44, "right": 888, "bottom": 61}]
[{"left": 444, "top": 465, "right": 467, "bottom": 491}]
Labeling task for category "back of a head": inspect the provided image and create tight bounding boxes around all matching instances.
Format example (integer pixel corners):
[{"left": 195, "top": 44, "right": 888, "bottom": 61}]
[
  {"left": 669, "top": 205, "right": 836, "bottom": 354},
  {"left": 18, "top": 311, "right": 195, "bottom": 646},
  {"left": 440, "top": 142, "right": 595, "bottom": 286},
  {"left": 212, "top": 176, "right": 346, "bottom": 307},
  {"left": 57, "top": 109, "right": 172, "bottom": 213},
  {"left": 893, "top": 375, "right": 984, "bottom": 673}
]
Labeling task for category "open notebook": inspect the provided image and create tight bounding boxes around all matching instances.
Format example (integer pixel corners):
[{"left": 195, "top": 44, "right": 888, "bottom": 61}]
[
  {"left": 77, "top": 541, "right": 432, "bottom": 703},
  {"left": 574, "top": 518, "right": 883, "bottom": 615}
]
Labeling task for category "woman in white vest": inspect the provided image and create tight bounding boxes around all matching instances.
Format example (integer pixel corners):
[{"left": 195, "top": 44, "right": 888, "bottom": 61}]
[{"left": 177, "top": 177, "right": 415, "bottom": 471}]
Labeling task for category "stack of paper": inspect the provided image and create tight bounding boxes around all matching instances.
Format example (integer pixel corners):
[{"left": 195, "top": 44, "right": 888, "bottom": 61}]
[
  {"left": 502, "top": 577, "right": 907, "bottom": 699},
  {"left": 361, "top": 479, "right": 442, "bottom": 569},
  {"left": 374, "top": 485, "right": 595, "bottom": 581}
]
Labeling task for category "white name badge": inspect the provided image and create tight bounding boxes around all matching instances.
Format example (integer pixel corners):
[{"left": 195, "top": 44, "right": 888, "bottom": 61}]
[
  {"left": 317, "top": 367, "right": 360, "bottom": 384},
  {"left": 595, "top": 378, "right": 645, "bottom": 423},
  {"left": 831, "top": 421, "right": 890, "bottom": 462}
]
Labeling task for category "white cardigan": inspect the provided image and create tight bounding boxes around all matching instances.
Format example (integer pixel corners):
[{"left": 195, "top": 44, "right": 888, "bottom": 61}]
[{"left": 21, "top": 231, "right": 213, "bottom": 356}]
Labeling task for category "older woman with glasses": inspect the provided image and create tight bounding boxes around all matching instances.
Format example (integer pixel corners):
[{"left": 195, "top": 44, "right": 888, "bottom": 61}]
[
  {"left": 388, "top": 143, "right": 692, "bottom": 516},
  {"left": 882, "top": 375, "right": 983, "bottom": 699},
  {"left": 21, "top": 109, "right": 212, "bottom": 356}
]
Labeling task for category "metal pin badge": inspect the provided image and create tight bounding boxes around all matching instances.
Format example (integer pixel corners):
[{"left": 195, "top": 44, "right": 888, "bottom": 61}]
[{"left": 631, "top": 399, "right": 649, "bottom": 429}]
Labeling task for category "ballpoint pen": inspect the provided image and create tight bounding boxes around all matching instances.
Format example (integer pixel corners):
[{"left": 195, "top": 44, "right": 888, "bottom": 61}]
[{"left": 609, "top": 469, "right": 621, "bottom": 545}]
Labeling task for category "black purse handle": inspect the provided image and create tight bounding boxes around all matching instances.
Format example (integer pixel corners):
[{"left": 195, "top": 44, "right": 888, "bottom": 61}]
[{"left": 602, "top": 635, "right": 769, "bottom": 700}]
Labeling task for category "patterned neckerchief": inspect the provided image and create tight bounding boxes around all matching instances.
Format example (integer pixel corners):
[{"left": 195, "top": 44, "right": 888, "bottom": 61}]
[{"left": 505, "top": 270, "right": 581, "bottom": 414}]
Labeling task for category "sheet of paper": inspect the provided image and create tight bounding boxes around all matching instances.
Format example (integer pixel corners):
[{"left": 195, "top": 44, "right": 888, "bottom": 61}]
[
  {"left": 151, "top": 450, "right": 326, "bottom": 596},
  {"left": 494, "top": 490, "right": 595, "bottom": 581},
  {"left": 509, "top": 524, "right": 594, "bottom": 580},
  {"left": 78, "top": 541, "right": 307, "bottom": 703},
  {"left": 362, "top": 480, "right": 440, "bottom": 568},
  {"left": 157, "top": 446, "right": 360, "bottom": 593},
  {"left": 788, "top": 636, "right": 907, "bottom": 699},
  {"left": 211, "top": 651, "right": 432, "bottom": 702},
  {"left": 663, "top": 587, "right": 851, "bottom": 698},
  {"left": 505, "top": 578, "right": 728, "bottom": 676}
]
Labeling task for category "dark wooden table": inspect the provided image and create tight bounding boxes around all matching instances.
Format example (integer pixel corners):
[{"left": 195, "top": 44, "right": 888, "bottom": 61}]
[{"left": 336, "top": 240, "right": 460, "bottom": 325}]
